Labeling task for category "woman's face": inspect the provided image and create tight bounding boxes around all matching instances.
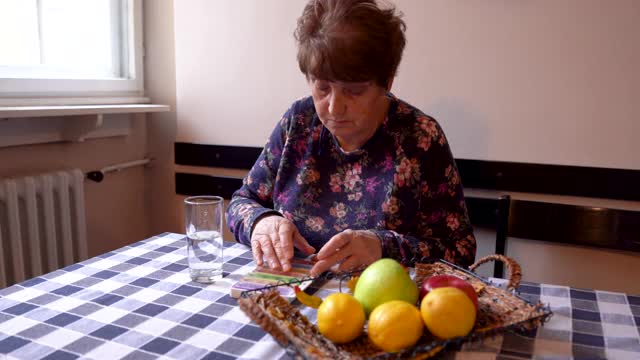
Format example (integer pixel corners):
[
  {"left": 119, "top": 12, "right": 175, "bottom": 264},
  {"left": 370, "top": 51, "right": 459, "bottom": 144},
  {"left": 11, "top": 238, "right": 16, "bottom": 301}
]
[{"left": 309, "top": 77, "right": 390, "bottom": 151}]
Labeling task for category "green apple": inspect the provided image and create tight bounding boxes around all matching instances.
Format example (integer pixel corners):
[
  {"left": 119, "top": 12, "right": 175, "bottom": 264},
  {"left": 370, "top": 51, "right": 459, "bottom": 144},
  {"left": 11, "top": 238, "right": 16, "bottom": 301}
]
[{"left": 353, "top": 258, "right": 418, "bottom": 316}]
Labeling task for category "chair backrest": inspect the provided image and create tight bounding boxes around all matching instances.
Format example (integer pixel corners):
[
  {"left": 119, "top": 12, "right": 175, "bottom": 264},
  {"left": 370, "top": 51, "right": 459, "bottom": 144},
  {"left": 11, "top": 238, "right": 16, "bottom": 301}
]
[
  {"left": 507, "top": 199, "right": 640, "bottom": 253},
  {"left": 466, "top": 195, "right": 640, "bottom": 279},
  {"left": 465, "top": 194, "right": 510, "bottom": 277}
]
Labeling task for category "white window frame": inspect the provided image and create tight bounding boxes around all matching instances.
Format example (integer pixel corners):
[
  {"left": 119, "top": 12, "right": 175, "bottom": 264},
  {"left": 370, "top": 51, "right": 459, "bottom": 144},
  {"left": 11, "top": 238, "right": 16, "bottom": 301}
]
[{"left": 0, "top": 0, "right": 147, "bottom": 106}]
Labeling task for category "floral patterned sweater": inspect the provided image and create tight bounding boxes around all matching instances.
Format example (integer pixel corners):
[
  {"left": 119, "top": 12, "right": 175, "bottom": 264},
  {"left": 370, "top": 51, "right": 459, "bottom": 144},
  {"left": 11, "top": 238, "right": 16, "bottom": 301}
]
[{"left": 226, "top": 94, "right": 476, "bottom": 267}]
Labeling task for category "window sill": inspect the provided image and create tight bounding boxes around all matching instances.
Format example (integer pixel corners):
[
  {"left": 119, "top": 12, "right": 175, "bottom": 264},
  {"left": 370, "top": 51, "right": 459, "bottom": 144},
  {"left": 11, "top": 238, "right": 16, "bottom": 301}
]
[
  {"left": 0, "top": 104, "right": 170, "bottom": 119},
  {"left": 0, "top": 103, "right": 171, "bottom": 146}
]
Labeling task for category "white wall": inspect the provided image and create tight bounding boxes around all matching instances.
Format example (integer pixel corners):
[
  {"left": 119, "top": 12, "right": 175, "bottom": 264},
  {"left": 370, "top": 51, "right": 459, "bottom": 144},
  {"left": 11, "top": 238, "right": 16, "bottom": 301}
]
[
  {"left": 144, "top": 0, "right": 181, "bottom": 236},
  {"left": 174, "top": 0, "right": 308, "bottom": 147},
  {"left": 144, "top": 0, "right": 231, "bottom": 241},
  {"left": 169, "top": 0, "right": 640, "bottom": 293},
  {"left": 394, "top": 0, "right": 640, "bottom": 170},
  {"left": 175, "top": 0, "right": 640, "bottom": 171}
]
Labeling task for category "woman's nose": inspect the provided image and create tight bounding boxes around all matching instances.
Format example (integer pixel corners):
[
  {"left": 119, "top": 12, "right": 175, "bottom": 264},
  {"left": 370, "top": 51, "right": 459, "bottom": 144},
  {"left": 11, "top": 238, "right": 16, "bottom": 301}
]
[{"left": 328, "top": 91, "right": 347, "bottom": 116}]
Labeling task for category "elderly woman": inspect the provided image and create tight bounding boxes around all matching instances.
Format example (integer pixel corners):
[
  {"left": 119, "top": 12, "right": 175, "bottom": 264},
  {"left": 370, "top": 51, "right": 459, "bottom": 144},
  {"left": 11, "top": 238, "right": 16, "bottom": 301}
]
[{"left": 227, "top": 0, "right": 475, "bottom": 276}]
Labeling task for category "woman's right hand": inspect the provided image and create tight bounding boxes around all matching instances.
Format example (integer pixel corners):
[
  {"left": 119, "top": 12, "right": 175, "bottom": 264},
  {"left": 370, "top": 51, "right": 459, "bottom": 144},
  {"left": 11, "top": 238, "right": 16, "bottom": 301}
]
[{"left": 251, "top": 215, "right": 315, "bottom": 272}]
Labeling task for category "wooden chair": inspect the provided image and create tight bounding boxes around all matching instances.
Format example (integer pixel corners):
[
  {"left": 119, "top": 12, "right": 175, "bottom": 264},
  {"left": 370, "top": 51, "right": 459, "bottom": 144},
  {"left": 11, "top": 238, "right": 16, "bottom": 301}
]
[
  {"left": 465, "top": 194, "right": 511, "bottom": 277},
  {"left": 507, "top": 199, "right": 640, "bottom": 253}
]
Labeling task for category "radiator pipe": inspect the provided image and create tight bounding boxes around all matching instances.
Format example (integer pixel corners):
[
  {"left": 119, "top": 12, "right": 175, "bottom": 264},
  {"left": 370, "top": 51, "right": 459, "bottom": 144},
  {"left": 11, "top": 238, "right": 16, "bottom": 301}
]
[{"left": 86, "top": 158, "right": 152, "bottom": 183}]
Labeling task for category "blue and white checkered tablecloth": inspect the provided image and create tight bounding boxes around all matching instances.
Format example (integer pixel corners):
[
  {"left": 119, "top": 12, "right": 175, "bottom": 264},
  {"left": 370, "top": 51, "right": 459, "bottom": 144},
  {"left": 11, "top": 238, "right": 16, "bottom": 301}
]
[{"left": 1, "top": 233, "right": 639, "bottom": 360}]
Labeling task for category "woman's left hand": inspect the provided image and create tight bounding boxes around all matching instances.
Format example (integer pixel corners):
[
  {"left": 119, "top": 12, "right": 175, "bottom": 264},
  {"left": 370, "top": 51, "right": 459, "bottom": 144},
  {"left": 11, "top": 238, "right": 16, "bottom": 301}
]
[{"left": 310, "top": 229, "right": 382, "bottom": 276}]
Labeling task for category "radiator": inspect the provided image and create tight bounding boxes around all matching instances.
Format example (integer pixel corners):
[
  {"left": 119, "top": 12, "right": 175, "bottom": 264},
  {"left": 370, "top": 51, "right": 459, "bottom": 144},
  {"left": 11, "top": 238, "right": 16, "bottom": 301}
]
[{"left": 0, "top": 169, "right": 88, "bottom": 288}]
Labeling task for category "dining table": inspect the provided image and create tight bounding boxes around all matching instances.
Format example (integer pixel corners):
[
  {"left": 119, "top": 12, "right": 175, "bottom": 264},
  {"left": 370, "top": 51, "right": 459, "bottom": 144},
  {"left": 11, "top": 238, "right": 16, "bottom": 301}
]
[{"left": 1, "top": 232, "right": 639, "bottom": 360}]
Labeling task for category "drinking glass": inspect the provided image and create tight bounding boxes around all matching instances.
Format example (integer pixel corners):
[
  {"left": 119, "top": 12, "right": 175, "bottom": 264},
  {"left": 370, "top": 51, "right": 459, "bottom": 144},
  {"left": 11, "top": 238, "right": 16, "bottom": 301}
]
[{"left": 184, "top": 195, "right": 224, "bottom": 283}]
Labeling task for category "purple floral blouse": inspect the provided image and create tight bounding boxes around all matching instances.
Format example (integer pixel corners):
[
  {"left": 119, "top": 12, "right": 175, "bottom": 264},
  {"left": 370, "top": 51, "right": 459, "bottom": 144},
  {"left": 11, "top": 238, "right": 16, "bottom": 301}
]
[{"left": 226, "top": 94, "right": 476, "bottom": 267}]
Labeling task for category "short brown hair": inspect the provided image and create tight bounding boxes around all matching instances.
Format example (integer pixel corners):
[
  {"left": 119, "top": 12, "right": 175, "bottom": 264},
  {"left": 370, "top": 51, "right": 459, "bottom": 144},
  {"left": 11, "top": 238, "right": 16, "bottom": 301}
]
[{"left": 294, "top": 0, "right": 406, "bottom": 88}]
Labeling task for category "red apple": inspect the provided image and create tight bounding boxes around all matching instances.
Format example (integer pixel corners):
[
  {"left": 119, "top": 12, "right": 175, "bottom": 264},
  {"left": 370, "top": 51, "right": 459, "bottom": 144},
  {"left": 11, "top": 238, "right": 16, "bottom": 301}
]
[{"left": 419, "top": 275, "right": 478, "bottom": 310}]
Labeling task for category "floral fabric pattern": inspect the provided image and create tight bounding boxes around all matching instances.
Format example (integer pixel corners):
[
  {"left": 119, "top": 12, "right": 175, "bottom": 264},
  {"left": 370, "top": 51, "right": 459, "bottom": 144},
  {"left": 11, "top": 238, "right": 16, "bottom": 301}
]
[{"left": 226, "top": 94, "right": 476, "bottom": 267}]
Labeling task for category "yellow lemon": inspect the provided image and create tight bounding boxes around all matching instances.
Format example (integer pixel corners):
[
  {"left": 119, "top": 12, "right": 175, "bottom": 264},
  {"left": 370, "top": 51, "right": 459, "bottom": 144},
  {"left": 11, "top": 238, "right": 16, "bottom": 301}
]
[
  {"left": 317, "top": 293, "right": 365, "bottom": 344},
  {"left": 367, "top": 300, "right": 424, "bottom": 352},
  {"left": 420, "top": 287, "right": 477, "bottom": 339}
]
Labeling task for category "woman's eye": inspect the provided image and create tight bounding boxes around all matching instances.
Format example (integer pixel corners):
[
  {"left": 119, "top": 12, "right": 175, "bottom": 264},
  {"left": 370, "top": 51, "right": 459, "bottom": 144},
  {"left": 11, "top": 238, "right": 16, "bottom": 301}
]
[
  {"left": 346, "top": 87, "right": 366, "bottom": 96},
  {"left": 344, "top": 83, "right": 369, "bottom": 96},
  {"left": 314, "top": 81, "right": 330, "bottom": 94}
]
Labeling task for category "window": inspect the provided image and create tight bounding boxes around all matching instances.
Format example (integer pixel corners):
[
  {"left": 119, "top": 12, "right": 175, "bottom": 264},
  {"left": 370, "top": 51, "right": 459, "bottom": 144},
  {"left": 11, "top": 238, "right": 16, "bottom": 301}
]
[{"left": 0, "top": 0, "right": 145, "bottom": 106}]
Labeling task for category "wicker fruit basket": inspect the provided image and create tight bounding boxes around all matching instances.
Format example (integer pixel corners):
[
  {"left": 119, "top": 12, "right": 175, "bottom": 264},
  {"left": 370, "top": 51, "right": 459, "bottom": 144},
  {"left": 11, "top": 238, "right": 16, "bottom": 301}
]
[{"left": 238, "top": 255, "right": 552, "bottom": 359}]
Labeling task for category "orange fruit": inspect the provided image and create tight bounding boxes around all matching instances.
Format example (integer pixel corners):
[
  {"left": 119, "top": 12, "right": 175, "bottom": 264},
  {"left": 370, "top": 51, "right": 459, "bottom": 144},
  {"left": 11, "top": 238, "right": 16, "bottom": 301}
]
[
  {"left": 420, "top": 287, "right": 476, "bottom": 339},
  {"left": 317, "top": 293, "right": 365, "bottom": 344},
  {"left": 367, "top": 300, "right": 424, "bottom": 352}
]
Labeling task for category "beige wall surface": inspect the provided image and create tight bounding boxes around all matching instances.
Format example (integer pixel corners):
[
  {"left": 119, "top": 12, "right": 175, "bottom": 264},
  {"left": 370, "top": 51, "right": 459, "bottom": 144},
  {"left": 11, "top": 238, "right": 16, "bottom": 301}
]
[
  {"left": 144, "top": 0, "right": 181, "bottom": 236},
  {"left": 174, "top": 0, "right": 308, "bottom": 148},
  {"left": 0, "top": 114, "right": 150, "bottom": 257},
  {"left": 393, "top": 0, "right": 640, "bottom": 170},
  {"left": 174, "top": 0, "right": 640, "bottom": 171}
]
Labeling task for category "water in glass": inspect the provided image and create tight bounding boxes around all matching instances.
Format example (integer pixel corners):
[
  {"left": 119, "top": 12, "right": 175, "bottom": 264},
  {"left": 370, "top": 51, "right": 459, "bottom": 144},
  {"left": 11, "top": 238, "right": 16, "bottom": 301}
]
[
  {"left": 184, "top": 195, "right": 224, "bottom": 283},
  {"left": 187, "top": 230, "right": 223, "bottom": 282}
]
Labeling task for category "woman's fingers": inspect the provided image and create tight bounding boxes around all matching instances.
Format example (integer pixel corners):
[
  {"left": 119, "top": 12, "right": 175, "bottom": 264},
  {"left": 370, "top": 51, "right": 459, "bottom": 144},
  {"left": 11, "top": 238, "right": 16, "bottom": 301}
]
[
  {"left": 276, "top": 221, "right": 297, "bottom": 271},
  {"left": 311, "top": 242, "right": 352, "bottom": 276},
  {"left": 272, "top": 235, "right": 291, "bottom": 271},
  {"left": 253, "top": 226, "right": 381, "bottom": 275},
  {"left": 310, "top": 229, "right": 383, "bottom": 276},
  {"left": 251, "top": 238, "right": 264, "bottom": 266},
  {"left": 311, "top": 231, "right": 354, "bottom": 275},
  {"left": 316, "top": 230, "right": 352, "bottom": 260},
  {"left": 260, "top": 237, "right": 282, "bottom": 270},
  {"left": 337, "top": 255, "right": 359, "bottom": 272},
  {"left": 293, "top": 229, "right": 315, "bottom": 255},
  {"left": 251, "top": 216, "right": 305, "bottom": 272}
]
